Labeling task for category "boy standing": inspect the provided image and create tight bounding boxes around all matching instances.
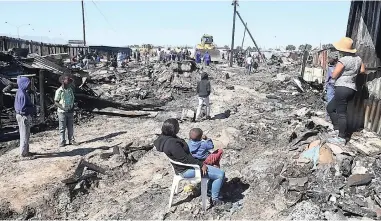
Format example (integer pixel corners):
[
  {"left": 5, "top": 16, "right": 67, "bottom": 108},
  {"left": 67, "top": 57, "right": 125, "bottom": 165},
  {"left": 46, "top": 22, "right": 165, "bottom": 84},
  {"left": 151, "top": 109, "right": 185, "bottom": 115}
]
[
  {"left": 188, "top": 128, "right": 223, "bottom": 168},
  {"left": 14, "top": 76, "right": 35, "bottom": 158},
  {"left": 196, "top": 72, "right": 211, "bottom": 120},
  {"left": 55, "top": 74, "right": 76, "bottom": 147}
]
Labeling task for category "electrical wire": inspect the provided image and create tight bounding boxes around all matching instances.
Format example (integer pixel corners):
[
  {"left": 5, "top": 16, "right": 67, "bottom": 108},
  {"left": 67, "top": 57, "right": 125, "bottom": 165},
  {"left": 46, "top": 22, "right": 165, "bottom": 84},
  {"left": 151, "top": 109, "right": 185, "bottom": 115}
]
[{"left": 91, "top": 1, "right": 117, "bottom": 33}]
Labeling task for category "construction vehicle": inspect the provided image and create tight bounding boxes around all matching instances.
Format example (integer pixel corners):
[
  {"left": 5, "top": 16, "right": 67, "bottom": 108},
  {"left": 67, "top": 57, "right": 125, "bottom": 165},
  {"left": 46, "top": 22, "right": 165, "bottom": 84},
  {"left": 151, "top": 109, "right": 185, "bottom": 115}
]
[
  {"left": 139, "top": 44, "right": 156, "bottom": 56},
  {"left": 195, "top": 34, "right": 221, "bottom": 63}
]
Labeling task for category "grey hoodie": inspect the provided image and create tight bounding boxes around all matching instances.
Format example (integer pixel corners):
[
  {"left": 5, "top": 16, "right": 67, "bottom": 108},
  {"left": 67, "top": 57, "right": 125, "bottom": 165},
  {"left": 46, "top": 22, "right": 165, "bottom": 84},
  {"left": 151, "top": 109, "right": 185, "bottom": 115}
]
[{"left": 197, "top": 73, "right": 211, "bottom": 98}]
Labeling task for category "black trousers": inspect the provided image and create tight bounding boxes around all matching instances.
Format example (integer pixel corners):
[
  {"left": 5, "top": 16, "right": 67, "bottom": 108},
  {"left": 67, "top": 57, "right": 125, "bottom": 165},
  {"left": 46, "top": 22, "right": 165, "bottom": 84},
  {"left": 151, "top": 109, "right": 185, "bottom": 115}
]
[{"left": 326, "top": 86, "right": 356, "bottom": 138}]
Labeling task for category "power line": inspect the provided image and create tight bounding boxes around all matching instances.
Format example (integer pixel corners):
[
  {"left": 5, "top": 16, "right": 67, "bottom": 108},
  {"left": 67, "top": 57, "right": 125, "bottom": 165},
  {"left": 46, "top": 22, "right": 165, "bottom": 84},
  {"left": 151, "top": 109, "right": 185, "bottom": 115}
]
[{"left": 91, "top": 1, "right": 117, "bottom": 33}]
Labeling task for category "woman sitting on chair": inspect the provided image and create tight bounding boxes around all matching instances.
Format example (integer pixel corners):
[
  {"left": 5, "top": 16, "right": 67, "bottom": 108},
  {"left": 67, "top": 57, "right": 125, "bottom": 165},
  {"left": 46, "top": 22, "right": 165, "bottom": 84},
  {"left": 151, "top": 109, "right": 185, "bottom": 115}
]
[{"left": 154, "top": 118, "right": 225, "bottom": 206}]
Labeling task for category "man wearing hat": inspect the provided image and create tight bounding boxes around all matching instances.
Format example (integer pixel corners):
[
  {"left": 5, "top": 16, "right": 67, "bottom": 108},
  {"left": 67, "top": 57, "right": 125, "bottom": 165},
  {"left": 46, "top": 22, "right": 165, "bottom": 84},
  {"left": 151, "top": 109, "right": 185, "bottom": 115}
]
[{"left": 327, "top": 37, "right": 366, "bottom": 145}]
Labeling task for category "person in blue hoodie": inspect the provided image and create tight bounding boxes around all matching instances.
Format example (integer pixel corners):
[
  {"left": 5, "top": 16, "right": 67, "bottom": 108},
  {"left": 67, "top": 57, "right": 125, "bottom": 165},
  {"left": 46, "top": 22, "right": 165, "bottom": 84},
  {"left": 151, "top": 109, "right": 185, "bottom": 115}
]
[
  {"left": 188, "top": 128, "right": 223, "bottom": 168},
  {"left": 203, "top": 51, "right": 211, "bottom": 66},
  {"left": 14, "top": 76, "right": 35, "bottom": 158}
]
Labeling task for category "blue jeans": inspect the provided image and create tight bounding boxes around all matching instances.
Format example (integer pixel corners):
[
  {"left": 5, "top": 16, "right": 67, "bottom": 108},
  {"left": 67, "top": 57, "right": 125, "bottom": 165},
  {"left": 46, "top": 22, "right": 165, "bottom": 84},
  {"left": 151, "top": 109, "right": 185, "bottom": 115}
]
[{"left": 182, "top": 165, "right": 225, "bottom": 200}]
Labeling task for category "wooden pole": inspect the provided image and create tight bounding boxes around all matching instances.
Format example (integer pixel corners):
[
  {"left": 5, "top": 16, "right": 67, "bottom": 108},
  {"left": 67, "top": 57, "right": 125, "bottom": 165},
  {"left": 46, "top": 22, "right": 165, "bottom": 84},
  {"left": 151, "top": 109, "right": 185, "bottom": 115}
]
[
  {"left": 81, "top": 0, "right": 87, "bottom": 46},
  {"left": 236, "top": 11, "right": 270, "bottom": 73},
  {"left": 229, "top": 0, "right": 238, "bottom": 67},
  {"left": 39, "top": 70, "right": 45, "bottom": 123},
  {"left": 241, "top": 22, "right": 247, "bottom": 49}
]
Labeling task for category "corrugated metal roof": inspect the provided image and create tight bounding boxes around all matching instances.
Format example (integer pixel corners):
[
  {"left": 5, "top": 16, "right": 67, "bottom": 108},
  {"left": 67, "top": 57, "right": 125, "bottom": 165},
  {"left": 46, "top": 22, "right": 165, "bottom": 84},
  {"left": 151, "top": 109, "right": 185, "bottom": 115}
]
[{"left": 27, "top": 55, "right": 70, "bottom": 74}]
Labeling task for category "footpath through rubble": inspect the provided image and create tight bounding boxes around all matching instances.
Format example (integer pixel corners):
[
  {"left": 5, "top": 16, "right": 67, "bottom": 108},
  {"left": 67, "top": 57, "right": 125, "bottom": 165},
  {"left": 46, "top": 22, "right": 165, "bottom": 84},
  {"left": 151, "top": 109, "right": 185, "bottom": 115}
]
[{"left": 1, "top": 57, "right": 381, "bottom": 220}]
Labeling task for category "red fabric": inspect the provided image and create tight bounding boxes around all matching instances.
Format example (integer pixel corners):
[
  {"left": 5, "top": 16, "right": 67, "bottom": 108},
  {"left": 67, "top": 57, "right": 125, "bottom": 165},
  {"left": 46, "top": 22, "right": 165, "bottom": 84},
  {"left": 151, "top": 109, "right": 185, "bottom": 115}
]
[{"left": 203, "top": 149, "right": 223, "bottom": 168}]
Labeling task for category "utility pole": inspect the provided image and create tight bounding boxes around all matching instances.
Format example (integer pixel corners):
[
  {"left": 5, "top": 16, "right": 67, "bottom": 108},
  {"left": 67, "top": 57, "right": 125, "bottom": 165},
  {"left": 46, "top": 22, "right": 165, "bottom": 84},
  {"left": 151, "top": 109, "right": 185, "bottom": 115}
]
[
  {"left": 81, "top": 0, "right": 86, "bottom": 46},
  {"left": 229, "top": 0, "right": 238, "bottom": 67},
  {"left": 236, "top": 11, "right": 270, "bottom": 74},
  {"left": 241, "top": 22, "right": 247, "bottom": 49}
]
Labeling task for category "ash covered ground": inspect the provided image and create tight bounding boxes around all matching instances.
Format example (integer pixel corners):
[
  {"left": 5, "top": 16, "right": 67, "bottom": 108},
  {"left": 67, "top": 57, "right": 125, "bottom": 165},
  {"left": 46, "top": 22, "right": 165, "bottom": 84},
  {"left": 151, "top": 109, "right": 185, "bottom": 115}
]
[{"left": 1, "top": 59, "right": 381, "bottom": 220}]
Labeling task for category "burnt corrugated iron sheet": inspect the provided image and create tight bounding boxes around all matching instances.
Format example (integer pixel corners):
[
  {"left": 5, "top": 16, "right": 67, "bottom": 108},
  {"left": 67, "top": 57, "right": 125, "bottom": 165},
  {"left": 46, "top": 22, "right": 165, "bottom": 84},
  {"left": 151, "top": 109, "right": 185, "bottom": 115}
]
[
  {"left": 346, "top": 0, "right": 381, "bottom": 134},
  {"left": 346, "top": 1, "right": 381, "bottom": 68}
]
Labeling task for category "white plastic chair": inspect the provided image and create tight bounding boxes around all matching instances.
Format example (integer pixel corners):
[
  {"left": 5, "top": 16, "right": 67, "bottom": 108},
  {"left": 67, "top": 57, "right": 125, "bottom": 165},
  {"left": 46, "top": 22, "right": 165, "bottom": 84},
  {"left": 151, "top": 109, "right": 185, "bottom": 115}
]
[{"left": 166, "top": 157, "right": 209, "bottom": 211}]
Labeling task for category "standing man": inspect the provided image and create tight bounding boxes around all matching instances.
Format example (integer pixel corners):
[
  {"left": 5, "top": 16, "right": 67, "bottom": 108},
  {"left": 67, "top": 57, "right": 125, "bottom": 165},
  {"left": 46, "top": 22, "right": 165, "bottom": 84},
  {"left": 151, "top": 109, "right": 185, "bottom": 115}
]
[
  {"left": 14, "top": 76, "right": 35, "bottom": 158},
  {"left": 203, "top": 51, "right": 211, "bottom": 66},
  {"left": 55, "top": 74, "right": 76, "bottom": 147},
  {"left": 245, "top": 55, "right": 253, "bottom": 74},
  {"left": 196, "top": 72, "right": 211, "bottom": 120},
  {"left": 195, "top": 50, "right": 202, "bottom": 64}
]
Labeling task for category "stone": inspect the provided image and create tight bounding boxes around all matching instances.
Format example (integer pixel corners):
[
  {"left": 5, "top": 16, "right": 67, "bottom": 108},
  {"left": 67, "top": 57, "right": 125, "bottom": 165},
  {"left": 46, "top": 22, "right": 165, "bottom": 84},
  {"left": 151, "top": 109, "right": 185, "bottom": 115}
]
[
  {"left": 347, "top": 174, "right": 373, "bottom": 187},
  {"left": 226, "top": 85, "right": 235, "bottom": 90},
  {"left": 294, "top": 107, "right": 309, "bottom": 117},
  {"left": 350, "top": 138, "right": 381, "bottom": 156},
  {"left": 326, "top": 143, "right": 355, "bottom": 156},
  {"left": 336, "top": 154, "right": 353, "bottom": 177},
  {"left": 352, "top": 161, "right": 369, "bottom": 175},
  {"left": 339, "top": 202, "right": 377, "bottom": 218},
  {"left": 286, "top": 201, "right": 322, "bottom": 220},
  {"left": 324, "top": 211, "right": 347, "bottom": 221},
  {"left": 288, "top": 177, "right": 308, "bottom": 188},
  {"left": 310, "top": 116, "right": 334, "bottom": 130},
  {"left": 181, "top": 109, "right": 195, "bottom": 121}
]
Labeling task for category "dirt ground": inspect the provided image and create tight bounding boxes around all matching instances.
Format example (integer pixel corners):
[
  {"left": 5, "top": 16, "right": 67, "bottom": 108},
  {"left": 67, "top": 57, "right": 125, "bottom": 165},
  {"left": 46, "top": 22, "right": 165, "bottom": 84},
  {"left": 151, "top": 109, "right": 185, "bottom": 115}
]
[{"left": 0, "top": 63, "right": 322, "bottom": 219}]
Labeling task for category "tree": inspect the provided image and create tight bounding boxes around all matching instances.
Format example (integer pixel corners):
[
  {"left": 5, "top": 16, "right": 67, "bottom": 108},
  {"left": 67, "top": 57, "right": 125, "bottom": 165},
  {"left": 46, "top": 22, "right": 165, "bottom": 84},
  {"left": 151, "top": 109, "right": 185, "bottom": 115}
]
[
  {"left": 322, "top": 44, "right": 334, "bottom": 50},
  {"left": 286, "top": 45, "right": 296, "bottom": 51},
  {"left": 224, "top": 45, "right": 230, "bottom": 49},
  {"left": 236, "top": 46, "right": 242, "bottom": 51},
  {"left": 299, "top": 44, "right": 312, "bottom": 51}
]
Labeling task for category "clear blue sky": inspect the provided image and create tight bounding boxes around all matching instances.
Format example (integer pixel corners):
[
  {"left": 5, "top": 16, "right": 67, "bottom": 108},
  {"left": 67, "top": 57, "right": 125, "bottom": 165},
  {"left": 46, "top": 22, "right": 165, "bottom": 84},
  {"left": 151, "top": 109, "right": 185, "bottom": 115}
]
[{"left": 0, "top": 1, "right": 351, "bottom": 48}]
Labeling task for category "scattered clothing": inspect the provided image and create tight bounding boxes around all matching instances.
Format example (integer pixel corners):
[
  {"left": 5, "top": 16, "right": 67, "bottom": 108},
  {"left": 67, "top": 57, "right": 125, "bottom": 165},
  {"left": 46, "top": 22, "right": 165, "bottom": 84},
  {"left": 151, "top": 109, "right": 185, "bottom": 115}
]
[{"left": 327, "top": 137, "right": 346, "bottom": 146}]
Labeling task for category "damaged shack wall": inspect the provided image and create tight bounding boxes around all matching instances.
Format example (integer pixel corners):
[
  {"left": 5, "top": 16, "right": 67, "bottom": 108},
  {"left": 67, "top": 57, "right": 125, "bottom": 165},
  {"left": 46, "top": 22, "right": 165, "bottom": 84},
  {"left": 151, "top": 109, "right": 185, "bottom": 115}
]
[
  {"left": 0, "top": 36, "right": 88, "bottom": 57},
  {"left": 346, "top": 0, "right": 381, "bottom": 134}
]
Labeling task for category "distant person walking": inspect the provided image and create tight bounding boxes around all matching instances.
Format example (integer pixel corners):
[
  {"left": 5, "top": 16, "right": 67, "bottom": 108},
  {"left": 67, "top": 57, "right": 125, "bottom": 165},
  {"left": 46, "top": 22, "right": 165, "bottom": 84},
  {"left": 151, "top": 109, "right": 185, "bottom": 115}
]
[
  {"left": 55, "top": 74, "right": 76, "bottom": 147},
  {"left": 14, "top": 76, "right": 35, "bottom": 158},
  {"left": 327, "top": 37, "right": 366, "bottom": 145}
]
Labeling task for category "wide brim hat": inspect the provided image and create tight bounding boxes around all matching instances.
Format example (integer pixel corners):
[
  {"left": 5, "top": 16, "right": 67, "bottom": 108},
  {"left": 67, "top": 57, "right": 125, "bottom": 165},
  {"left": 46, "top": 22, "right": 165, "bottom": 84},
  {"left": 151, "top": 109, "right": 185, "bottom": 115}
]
[{"left": 333, "top": 37, "right": 357, "bottom": 53}]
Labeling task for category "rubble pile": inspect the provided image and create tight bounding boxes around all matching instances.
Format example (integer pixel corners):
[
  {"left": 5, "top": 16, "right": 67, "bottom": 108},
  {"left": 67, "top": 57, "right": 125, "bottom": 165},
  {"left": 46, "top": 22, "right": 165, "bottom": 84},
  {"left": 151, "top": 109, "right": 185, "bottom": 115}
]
[
  {"left": 277, "top": 98, "right": 381, "bottom": 219},
  {"left": 87, "top": 62, "right": 199, "bottom": 105},
  {"left": 2, "top": 48, "right": 381, "bottom": 220},
  {"left": 1, "top": 51, "right": 200, "bottom": 140}
]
